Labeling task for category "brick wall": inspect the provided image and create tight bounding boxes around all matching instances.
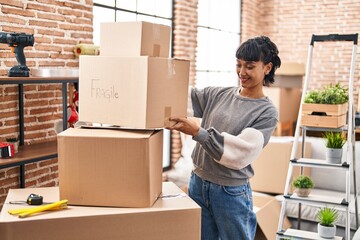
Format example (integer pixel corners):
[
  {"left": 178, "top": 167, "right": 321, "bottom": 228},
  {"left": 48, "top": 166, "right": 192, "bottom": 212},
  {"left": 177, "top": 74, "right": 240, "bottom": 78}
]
[
  {"left": 241, "top": 0, "right": 360, "bottom": 108},
  {"left": 171, "top": 0, "right": 198, "bottom": 163},
  {"left": 0, "top": 0, "right": 93, "bottom": 206}
]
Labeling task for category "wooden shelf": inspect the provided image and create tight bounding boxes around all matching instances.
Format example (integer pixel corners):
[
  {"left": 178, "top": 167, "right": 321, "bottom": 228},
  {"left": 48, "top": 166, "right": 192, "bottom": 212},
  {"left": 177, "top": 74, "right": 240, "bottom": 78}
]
[{"left": 0, "top": 141, "right": 57, "bottom": 169}]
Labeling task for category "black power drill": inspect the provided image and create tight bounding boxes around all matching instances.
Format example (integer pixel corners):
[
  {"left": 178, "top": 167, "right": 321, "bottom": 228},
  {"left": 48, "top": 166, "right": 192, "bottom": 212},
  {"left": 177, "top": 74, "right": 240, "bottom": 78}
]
[{"left": 0, "top": 32, "right": 34, "bottom": 77}]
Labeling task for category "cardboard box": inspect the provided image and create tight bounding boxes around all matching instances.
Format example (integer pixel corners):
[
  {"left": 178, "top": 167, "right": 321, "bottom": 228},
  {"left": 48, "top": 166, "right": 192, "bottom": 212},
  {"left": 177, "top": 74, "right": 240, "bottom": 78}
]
[
  {"left": 274, "top": 62, "right": 305, "bottom": 88},
  {"left": 264, "top": 87, "right": 302, "bottom": 122},
  {"left": 250, "top": 139, "right": 311, "bottom": 195},
  {"left": 57, "top": 127, "right": 163, "bottom": 208},
  {"left": 0, "top": 182, "right": 201, "bottom": 240},
  {"left": 79, "top": 56, "right": 190, "bottom": 129},
  {"left": 253, "top": 194, "right": 291, "bottom": 240},
  {"left": 100, "top": 21, "right": 171, "bottom": 57}
]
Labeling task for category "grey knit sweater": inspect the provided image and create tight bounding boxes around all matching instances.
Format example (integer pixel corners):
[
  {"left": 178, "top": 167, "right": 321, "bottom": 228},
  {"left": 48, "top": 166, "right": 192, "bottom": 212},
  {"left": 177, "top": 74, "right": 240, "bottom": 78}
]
[{"left": 190, "top": 86, "right": 278, "bottom": 186}]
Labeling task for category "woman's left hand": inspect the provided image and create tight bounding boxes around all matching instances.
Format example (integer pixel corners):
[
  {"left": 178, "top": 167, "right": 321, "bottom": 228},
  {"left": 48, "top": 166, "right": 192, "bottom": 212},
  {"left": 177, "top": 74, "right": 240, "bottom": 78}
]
[{"left": 166, "top": 117, "right": 200, "bottom": 137}]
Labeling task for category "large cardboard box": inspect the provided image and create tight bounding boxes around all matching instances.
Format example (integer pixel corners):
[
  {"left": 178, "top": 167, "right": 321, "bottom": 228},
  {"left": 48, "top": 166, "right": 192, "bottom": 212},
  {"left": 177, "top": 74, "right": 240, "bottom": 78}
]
[
  {"left": 79, "top": 56, "right": 190, "bottom": 129},
  {"left": 0, "top": 182, "right": 201, "bottom": 240},
  {"left": 57, "top": 127, "right": 163, "bottom": 208},
  {"left": 264, "top": 87, "right": 302, "bottom": 123},
  {"left": 254, "top": 194, "right": 291, "bottom": 240},
  {"left": 250, "top": 138, "right": 311, "bottom": 195},
  {"left": 273, "top": 62, "right": 305, "bottom": 88},
  {"left": 100, "top": 21, "right": 171, "bottom": 57}
]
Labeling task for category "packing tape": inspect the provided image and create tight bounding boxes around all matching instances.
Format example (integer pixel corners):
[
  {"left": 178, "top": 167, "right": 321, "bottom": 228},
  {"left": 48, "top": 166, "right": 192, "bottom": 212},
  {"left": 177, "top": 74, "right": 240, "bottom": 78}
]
[
  {"left": 164, "top": 107, "right": 172, "bottom": 128},
  {"left": 153, "top": 24, "right": 161, "bottom": 56},
  {"left": 167, "top": 59, "right": 176, "bottom": 77},
  {"left": 74, "top": 44, "right": 100, "bottom": 58},
  {"left": 0, "top": 142, "right": 15, "bottom": 158},
  {"left": 153, "top": 44, "right": 160, "bottom": 57}
]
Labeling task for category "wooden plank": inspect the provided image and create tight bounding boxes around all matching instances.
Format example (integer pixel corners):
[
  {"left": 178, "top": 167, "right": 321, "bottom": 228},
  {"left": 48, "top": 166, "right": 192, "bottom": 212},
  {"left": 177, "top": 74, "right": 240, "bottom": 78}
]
[
  {"left": 302, "top": 103, "right": 348, "bottom": 116},
  {"left": 301, "top": 114, "right": 346, "bottom": 128}
]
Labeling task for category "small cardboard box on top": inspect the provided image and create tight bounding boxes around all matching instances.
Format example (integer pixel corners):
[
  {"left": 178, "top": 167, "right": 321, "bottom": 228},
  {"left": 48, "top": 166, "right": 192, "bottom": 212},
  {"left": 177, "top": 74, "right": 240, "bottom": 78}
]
[
  {"left": 79, "top": 56, "right": 189, "bottom": 129},
  {"left": 100, "top": 21, "right": 171, "bottom": 57},
  {"left": 57, "top": 127, "right": 163, "bottom": 208},
  {"left": 250, "top": 138, "right": 311, "bottom": 195},
  {"left": 0, "top": 183, "right": 201, "bottom": 240}
]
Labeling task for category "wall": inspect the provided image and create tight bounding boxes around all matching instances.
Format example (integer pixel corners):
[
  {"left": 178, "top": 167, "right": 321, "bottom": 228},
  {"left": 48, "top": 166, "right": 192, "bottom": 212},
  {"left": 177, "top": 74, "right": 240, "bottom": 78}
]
[
  {"left": 241, "top": 0, "right": 360, "bottom": 108},
  {"left": 172, "top": 0, "right": 198, "bottom": 163},
  {"left": 0, "top": 0, "right": 93, "bottom": 206}
]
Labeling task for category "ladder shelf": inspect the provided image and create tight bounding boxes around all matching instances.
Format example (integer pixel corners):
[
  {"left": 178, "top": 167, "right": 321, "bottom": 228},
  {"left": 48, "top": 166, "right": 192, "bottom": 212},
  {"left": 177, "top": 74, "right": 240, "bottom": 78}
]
[
  {"left": 279, "top": 229, "right": 343, "bottom": 240},
  {"left": 276, "top": 33, "right": 358, "bottom": 240}
]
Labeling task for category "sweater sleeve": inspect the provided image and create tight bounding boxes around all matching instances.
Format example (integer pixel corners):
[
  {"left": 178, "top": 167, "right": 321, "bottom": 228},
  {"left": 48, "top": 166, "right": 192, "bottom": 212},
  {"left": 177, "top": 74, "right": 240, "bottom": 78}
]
[{"left": 193, "top": 127, "right": 264, "bottom": 170}]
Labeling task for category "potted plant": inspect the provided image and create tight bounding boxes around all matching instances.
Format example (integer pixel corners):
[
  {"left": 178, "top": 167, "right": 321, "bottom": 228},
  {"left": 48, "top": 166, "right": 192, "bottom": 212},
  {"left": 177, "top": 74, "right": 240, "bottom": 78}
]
[
  {"left": 302, "top": 83, "right": 349, "bottom": 128},
  {"left": 6, "top": 137, "right": 19, "bottom": 153},
  {"left": 316, "top": 207, "right": 339, "bottom": 238},
  {"left": 323, "top": 131, "right": 346, "bottom": 164},
  {"left": 292, "top": 175, "right": 314, "bottom": 197}
]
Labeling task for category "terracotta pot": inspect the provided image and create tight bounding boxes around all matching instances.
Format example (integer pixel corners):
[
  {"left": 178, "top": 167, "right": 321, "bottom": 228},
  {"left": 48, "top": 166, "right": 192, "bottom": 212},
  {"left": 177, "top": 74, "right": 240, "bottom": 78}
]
[{"left": 295, "top": 188, "right": 311, "bottom": 197}]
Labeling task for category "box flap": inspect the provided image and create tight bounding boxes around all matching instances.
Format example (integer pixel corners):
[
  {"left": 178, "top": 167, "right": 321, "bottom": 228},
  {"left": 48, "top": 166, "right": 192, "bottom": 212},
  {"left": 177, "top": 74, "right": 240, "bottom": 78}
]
[
  {"left": 58, "top": 127, "right": 158, "bottom": 139},
  {"left": 276, "top": 62, "right": 305, "bottom": 76}
]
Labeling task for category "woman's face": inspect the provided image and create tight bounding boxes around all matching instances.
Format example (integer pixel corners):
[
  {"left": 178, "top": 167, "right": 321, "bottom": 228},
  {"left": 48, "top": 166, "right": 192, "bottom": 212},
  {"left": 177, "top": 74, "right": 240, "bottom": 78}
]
[{"left": 236, "top": 59, "right": 272, "bottom": 90}]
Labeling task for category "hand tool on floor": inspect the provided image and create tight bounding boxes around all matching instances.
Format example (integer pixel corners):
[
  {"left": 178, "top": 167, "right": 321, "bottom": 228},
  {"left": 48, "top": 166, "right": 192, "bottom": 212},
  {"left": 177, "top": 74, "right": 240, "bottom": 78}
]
[
  {"left": 8, "top": 199, "right": 68, "bottom": 218},
  {"left": 0, "top": 31, "right": 34, "bottom": 77}
]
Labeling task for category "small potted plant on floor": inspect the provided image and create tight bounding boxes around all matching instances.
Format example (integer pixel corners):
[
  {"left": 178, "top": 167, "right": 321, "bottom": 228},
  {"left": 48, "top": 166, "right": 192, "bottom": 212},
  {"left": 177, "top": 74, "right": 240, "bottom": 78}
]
[
  {"left": 292, "top": 175, "right": 314, "bottom": 197},
  {"left": 6, "top": 137, "right": 19, "bottom": 153},
  {"left": 323, "top": 131, "right": 346, "bottom": 164},
  {"left": 316, "top": 206, "right": 339, "bottom": 238}
]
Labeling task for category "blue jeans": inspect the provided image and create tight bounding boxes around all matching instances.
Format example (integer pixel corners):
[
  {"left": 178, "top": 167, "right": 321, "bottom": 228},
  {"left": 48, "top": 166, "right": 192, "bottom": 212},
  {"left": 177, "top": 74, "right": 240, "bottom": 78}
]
[{"left": 188, "top": 172, "right": 256, "bottom": 240}]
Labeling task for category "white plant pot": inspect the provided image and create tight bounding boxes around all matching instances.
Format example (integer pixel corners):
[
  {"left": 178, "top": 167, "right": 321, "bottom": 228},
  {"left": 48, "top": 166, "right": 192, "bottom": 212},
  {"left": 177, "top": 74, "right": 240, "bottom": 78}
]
[
  {"left": 325, "top": 147, "right": 342, "bottom": 164},
  {"left": 318, "top": 223, "right": 336, "bottom": 238}
]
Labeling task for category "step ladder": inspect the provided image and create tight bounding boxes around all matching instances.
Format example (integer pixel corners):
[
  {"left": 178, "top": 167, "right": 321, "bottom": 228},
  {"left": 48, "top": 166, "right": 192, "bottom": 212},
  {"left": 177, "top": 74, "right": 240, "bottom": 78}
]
[{"left": 276, "top": 33, "right": 359, "bottom": 240}]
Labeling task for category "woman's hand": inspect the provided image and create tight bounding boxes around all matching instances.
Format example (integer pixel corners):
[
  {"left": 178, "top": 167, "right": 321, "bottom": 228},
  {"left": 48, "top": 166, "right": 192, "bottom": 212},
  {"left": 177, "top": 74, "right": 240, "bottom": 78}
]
[{"left": 166, "top": 117, "right": 200, "bottom": 137}]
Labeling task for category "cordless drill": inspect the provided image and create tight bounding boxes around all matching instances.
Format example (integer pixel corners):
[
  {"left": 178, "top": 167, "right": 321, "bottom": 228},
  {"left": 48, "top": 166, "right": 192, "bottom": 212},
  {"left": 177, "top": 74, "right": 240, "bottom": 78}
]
[{"left": 0, "top": 32, "right": 34, "bottom": 77}]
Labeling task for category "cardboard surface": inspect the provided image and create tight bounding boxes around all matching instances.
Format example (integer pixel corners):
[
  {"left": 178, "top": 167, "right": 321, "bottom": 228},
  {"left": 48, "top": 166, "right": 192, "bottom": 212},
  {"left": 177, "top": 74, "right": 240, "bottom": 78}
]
[
  {"left": 57, "top": 127, "right": 163, "bottom": 207},
  {"left": 0, "top": 182, "right": 201, "bottom": 240},
  {"left": 79, "top": 56, "right": 190, "bottom": 129},
  {"left": 273, "top": 63, "right": 305, "bottom": 88},
  {"left": 250, "top": 140, "right": 311, "bottom": 195},
  {"left": 100, "top": 21, "right": 171, "bottom": 57},
  {"left": 264, "top": 87, "right": 302, "bottom": 123},
  {"left": 253, "top": 194, "right": 291, "bottom": 240}
]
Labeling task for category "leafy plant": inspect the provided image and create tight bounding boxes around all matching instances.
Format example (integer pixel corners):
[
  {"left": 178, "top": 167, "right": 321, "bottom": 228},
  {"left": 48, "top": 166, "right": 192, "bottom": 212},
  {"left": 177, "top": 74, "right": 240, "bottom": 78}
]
[
  {"left": 323, "top": 132, "right": 346, "bottom": 149},
  {"left": 316, "top": 207, "right": 339, "bottom": 227},
  {"left": 292, "top": 175, "right": 314, "bottom": 189},
  {"left": 304, "top": 83, "right": 348, "bottom": 104}
]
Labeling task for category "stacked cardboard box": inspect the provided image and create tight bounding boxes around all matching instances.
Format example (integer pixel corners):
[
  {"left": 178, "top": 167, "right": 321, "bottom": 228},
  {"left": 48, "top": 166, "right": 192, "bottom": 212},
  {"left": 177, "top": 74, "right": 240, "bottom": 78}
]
[{"left": 58, "top": 21, "right": 190, "bottom": 208}]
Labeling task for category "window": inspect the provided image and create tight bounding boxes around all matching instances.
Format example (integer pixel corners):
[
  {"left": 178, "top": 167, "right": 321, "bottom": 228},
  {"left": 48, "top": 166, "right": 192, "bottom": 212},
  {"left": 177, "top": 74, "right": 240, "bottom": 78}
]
[
  {"left": 196, "top": 0, "right": 241, "bottom": 88},
  {"left": 92, "top": 0, "right": 173, "bottom": 171},
  {"left": 93, "top": 0, "right": 173, "bottom": 46}
]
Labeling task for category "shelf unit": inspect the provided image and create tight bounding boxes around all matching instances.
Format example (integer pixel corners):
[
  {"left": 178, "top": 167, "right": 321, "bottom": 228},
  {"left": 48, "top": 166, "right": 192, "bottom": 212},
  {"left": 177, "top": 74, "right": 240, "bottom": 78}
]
[
  {"left": 277, "top": 34, "right": 358, "bottom": 240},
  {"left": 0, "top": 76, "right": 78, "bottom": 188}
]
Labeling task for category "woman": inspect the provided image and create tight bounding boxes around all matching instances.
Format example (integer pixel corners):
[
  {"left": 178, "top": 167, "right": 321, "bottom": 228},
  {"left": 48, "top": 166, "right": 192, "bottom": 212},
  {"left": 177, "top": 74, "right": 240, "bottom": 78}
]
[{"left": 167, "top": 36, "right": 281, "bottom": 240}]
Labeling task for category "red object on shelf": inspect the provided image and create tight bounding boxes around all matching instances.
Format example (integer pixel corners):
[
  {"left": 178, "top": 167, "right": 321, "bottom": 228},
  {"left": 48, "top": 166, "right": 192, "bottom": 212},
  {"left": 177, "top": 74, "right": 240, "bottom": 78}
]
[{"left": 0, "top": 142, "right": 15, "bottom": 158}]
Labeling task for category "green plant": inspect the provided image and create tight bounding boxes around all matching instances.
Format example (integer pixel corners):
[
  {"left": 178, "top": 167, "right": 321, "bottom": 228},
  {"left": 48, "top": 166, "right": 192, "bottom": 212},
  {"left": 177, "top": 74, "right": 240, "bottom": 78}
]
[
  {"left": 292, "top": 175, "right": 315, "bottom": 189},
  {"left": 304, "top": 83, "right": 348, "bottom": 104},
  {"left": 316, "top": 207, "right": 339, "bottom": 227},
  {"left": 323, "top": 131, "right": 346, "bottom": 149}
]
